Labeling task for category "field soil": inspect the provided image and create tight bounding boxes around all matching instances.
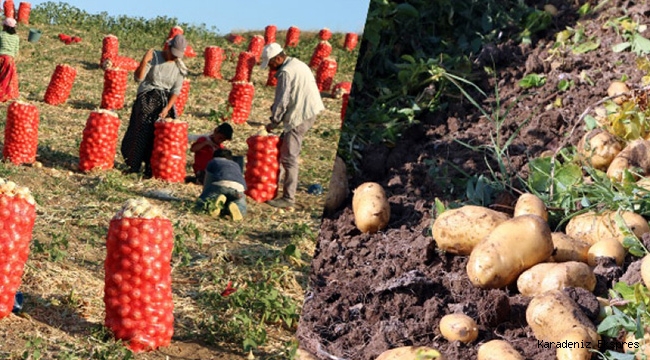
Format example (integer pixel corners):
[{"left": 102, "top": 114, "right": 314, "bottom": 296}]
[{"left": 296, "top": 2, "right": 650, "bottom": 360}]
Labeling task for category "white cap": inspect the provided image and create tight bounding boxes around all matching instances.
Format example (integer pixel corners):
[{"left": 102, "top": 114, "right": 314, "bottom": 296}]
[{"left": 260, "top": 43, "right": 283, "bottom": 69}]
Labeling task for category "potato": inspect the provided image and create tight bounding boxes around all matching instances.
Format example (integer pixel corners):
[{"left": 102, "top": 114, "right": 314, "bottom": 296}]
[
  {"left": 543, "top": 4, "right": 558, "bottom": 16},
  {"left": 439, "top": 313, "right": 478, "bottom": 343},
  {"left": 642, "top": 255, "right": 650, "bottom": 288},
  {"left": 555, "top": 328, "right": 595, "bottom": 360},
  {"left": 324, "top": 156, "right": 349, "bottom": 215},
  {"left": 624, "top": 329, "right": 650, "bottom": 360},
  {"left": 352, "top": 182, "right": 390, "bottom": 233},
  {"left": 607, "top": 139, "right": 650, "bottom": 182},
  {"left": 466, "top": 214, "right": 553, "bottom": 289},
  {"left": 431, "top": 205, "right": 510, "bottom": 255},
  {"left": 565, "top": 210, "right": 650, "bottom": 245},
  {"left": 548, "top": 232, "right": 590, "bottom": 263},
  {"left": 375, "top": 346, "right": 444, "bottom": 360},
  {"left": 576, "top": 129, "right": 622, "bottom": 171},
  {"left": 513, "top": 193, "right": 548, "bottom": 221},
  {"left": 477, "top": 340, "right": 523, "bottom": 360},
  {"left": 517, "top": 261, "right": 596, "bottom": 297},
  {"left": 607, "top": 80, "right": 630, "bottom": 105},
  {"left": 587, "top": 238, "right": 625, "bottom": 266},
  {"left": 526, "top": 289, "right": 599, "bottom": 345}
]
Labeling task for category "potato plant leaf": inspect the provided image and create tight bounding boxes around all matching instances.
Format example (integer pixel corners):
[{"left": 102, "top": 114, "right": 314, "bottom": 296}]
[
  {"left": 571, "top": 39, "right": 600, "bottom": 54},
  {"left": 519, "top": 73, "right": 546, "bottom": 89},
  {"left": 632, "top": 33, "right": 650, "bottom": 55},
  {"left": 612, "top": 41, "right": 632, "bottom": 53}
]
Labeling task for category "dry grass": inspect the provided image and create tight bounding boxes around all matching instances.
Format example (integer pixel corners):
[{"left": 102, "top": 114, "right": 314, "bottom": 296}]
[{"left": 0, "top": 8, "right": 358, "bottom": 359}]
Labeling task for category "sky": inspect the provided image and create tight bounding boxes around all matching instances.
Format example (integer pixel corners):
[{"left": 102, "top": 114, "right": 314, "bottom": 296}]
[{"left": 26, "top": 0, "right": 371, "bottom": 35}]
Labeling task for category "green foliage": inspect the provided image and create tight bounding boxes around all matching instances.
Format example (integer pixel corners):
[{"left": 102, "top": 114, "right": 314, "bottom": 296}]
[
  {"left": 199, "top": 262, "right": 300, "bottom": 352},
  {"left": 519, "top": 73, "right": 546, "bottom": 89},
  {"left": 172, "top": 221, "right": 203, "bottom": 267},
  {"left": 608, "top": 16, "right": 650, "bottom": 56},
  {"left": 32, "top": 233, "right": 69, "bottom": 262},
  {"left": 596, "top": 282, "right": 650, "bottom": 359},
  {"left": 339, "top": 0, "right": 548, "bottom": 173}
]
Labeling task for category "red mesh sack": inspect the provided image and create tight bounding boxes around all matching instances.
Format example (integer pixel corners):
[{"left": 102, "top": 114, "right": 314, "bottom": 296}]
[
  {"left": 3, "top": 101, "right": 39, "bottom": 165},
  {"left": 264, "top": 25, "right": 276, "bottom": 44},
  {"left": 231, "top": 51, "right": 255, "bottom": 83},
  {"left": 0, "top": 178, "right": 36, "bottom": 318},
  {"left": 108, "top": 56, "right": 139, "bottom": 72},
  {"left": 245, "top": 135, "right": 280, "bottom": 203},
  {"left": 228, "top": 81, "right": 254, "bottom": 125},
  {"left": 16, "top": 1, "right": 29, "bottom": 24},
  {"left": 44, "top": 64, "right": 77, "bottom": 105},
  {"left": 227, "top": 34, "right": 244, "bottom": 45},
  {"left": 247, "top": 35, "right": 265, "bottom": 64},
  {"left": 316, "top": 57, "right": 337, "bottom": 92},
  {"left": 3, "top": 0, "right": 14, "bottom": 18},
  {"left": 101, "top": 68, "right": 129, "bottom": 110},
  {"left": 104, "top": 198, "right": 174, "bottom": 353},
  {"left": 341, "top": 93, "right": 349, "bottom": 127},
  {"left": 318, "top": 28, "right": 332, "bottom": 41},
  {"left": 175, "top": 79, "right": 190, "bottom": 117},
  {"left": 100, "top": 35, "right": 119, "bottom": 67},
  {"left": 203, "top": 46, "right": 224, "bottom": 79},
  {"left": 285, "top": 26, "right": 300, "bottom": 48},
  {"left": 151, "top": 119, "right": 188, "bottom": 183},
  {"left": 344, "top": 33, "right": 359, "bottom": 51},
  {"left": 266, "top": 68, "right": 277, "bottom": 87},
  {"left": 309, "top": 40, "right": 332, "bottom": 69},
  {"left": 78, "top": 110, "right": 121, "bottom": 172},
  {"left": 332, "top": 81, "right": 352, "bottom": 99}
]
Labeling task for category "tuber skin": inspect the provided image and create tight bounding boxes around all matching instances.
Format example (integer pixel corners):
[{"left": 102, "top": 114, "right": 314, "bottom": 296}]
[
  {"left": 439, "top": 313, "right": 478, "bottom": 343},
  {"left": 352, "top": 182, "right": 390, "bottom": 234}
]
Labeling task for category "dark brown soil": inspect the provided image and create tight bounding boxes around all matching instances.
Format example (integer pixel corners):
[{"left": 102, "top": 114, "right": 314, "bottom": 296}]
[{"left": 296, "top": 2, "right": 650, "bottom": 359}]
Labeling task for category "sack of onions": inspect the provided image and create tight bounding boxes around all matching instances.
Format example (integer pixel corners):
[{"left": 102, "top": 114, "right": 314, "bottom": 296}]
[
  {"left": 309, "top": 40, "right": 332, "bottom": 70},
  {"left": 101, "top": 68, "right": 129, "bottom": 110},
  {"left": 245, "top": 135, "right": 281, "bottom": 203},
  {"left": 174, "top": 79, "right": 191, "bottom": 117},
  {"left": 264, "top": 25, "right": 277, "bottom": 44},
  {"left": 3, "top": 101, "right": 39, "bottom": 165},
  {"left": 285, "top": 26, "right": 300, "bottom": 48},
  {"left": 104, "top": 198, "right": 174, "bottom": 353},
  {"left": 150, "top": 119, "right": 188, "bottom": 183},
  {"left": 203, "top": 46, "right": 224, "bottom": 79},
  {"left": 344, "top": 33, "right": 359, "bottom": 51},
  {"left": 316, "top": 57, "right": 338, "bottom": 93},
  {"left": 318, "top": 28, "right": 332, "bottom": 41},
  {"left": 231, "top": 51, "right": 256, "bottom": 83},
  {"left": 247, "top": 35, "right": 265, "bottom": 64},
  {"left": 228, "top": 81, "right": 255, "bottom": 125},
  {"left": 44, "top": 64, "right": 77, "bottom": 106},
  {"left": 78, "top": 110, "right": 121, "bottom": 172}
]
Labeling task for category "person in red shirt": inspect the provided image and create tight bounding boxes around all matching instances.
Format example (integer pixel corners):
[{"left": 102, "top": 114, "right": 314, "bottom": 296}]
[{"left": 187, "top": 122, "right": 233, "bottom": 184}]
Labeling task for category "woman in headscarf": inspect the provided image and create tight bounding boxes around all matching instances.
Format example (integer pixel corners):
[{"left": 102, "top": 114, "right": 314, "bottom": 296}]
[
  {"left": 120, "top": 34, "right": 188, "bottom": 178},
  {"left": 0, "top": 17, "right": 19, "bottom": 102}
]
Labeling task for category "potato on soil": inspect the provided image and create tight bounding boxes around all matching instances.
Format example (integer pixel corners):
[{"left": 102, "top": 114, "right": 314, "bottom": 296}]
[
  {"left": 517, "top": 261, "right": 596, "bottom": 297},
  {"left": 565, "top": 210, "right": 650, "bottom": 245},
  {"left": 607, "top": 80, "right": 630, "bottom": 105},
  {"left": 431, "top": 205, "right": 510, "bottom": 255},
  {"left": 548, "top": 232, "right": 590, "bottom": 263},
  {"left": 607, "top": 139, "right": 650, "bottom": 182},
  {"left": 555, "top": 328, "right": 595, "bottom": 360},
  {"left": 477, "top": 340, "right": 524, "bottom": 360},
  {"left": 323, "top": 156, "right": 349, "bottom": 215},
  {"left": 642, "top": 255, "right": 650, "bottom": 288},
  {"left": 587, "top": 238, "right": 626, "bottom": 266},
  {"left": 466, "top": 214, "right": 553, "bottom": 289},
  {"left": 526, "top": 289, "right": 599, "bottom": 345},
  {"left": 576, "top": 129, "right": 622, "bottom": 171},
  {"left": 513, "top": 193, "right": 548, "bottom": 221},
  {"left": 624, "top": 329, "right": 650, "bottom": 359},
  {"left": 439, "top": 313, "right": 478, "bottom": 343},
  {"left": 352, "top": 182, "right": 390, "bottom": 234},
  {"left": 375, "top": 346, "right": 444, "bottom": 360}
]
